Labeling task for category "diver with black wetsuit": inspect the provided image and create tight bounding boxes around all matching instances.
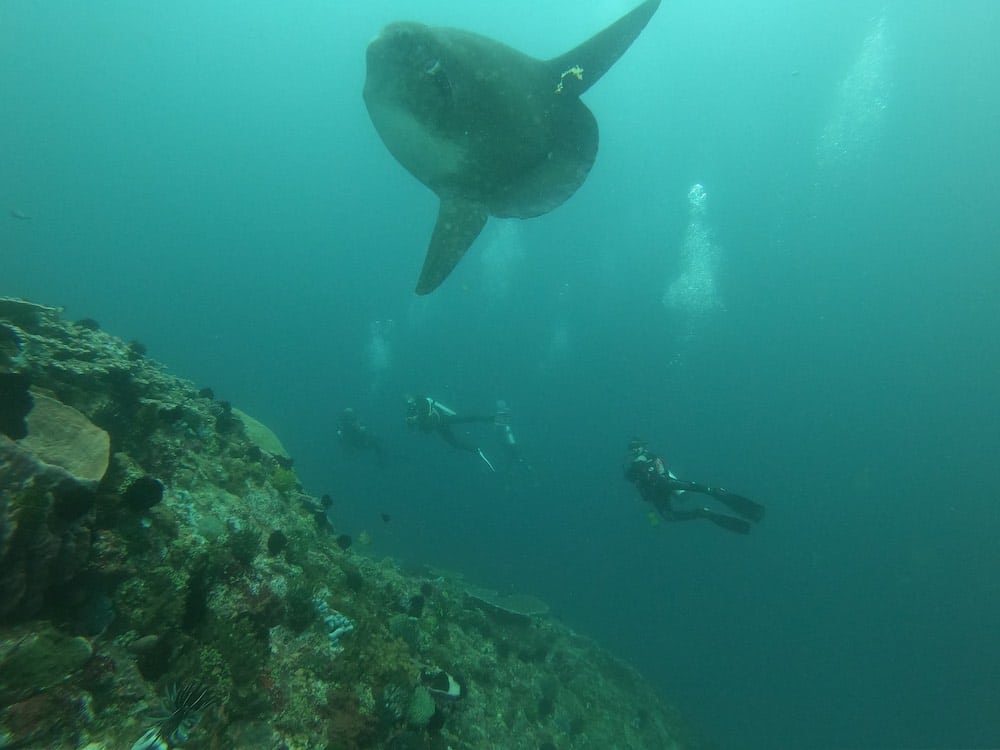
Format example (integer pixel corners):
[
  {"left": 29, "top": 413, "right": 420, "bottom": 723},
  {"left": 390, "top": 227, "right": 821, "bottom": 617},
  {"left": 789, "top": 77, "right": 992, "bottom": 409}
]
[
  {"left": 623, "top": 439, "right": 765, "bottom": 534},
  {"left": 405, "top": 395, "right": 517, "bottom": 472}
]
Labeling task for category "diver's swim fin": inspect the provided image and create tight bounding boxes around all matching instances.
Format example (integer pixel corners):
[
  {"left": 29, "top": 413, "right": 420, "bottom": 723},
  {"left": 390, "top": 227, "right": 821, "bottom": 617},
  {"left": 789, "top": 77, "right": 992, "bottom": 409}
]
[
  {"left": 715, "top": 489, "right": 765, "bottom": 523},
  {"left": 704, "top": 511, "right": 751, "bottom": 535},
  {"left": 477, "top": 448, "right": 496, "bottom": 473}
]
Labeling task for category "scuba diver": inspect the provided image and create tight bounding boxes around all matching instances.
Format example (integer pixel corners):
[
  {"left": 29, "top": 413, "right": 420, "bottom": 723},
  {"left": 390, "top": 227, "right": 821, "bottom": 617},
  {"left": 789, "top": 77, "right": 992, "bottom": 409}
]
[
  {"left": 623, "top": 439, "right": 765, "bottom": 534},
  {"left": 337, "top": 407, "right": 385, "bottom": 462},
  {"left": 405, "top": 395, "right": 518, "bottom": 472}
]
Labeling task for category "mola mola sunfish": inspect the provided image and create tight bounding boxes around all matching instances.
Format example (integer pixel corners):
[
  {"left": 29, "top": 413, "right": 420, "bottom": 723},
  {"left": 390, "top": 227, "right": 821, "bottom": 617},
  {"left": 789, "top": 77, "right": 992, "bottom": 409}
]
[{"left": 364, "top": 0, "right": 662, "bottom": 294}]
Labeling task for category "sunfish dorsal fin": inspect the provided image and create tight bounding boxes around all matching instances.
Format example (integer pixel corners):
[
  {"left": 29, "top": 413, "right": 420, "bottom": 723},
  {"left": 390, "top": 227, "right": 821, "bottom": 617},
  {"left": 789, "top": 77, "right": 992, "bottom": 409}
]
[
  {"left": 548, "top": 0, "right": 661, "bottom": 97},
  {"left": 415, "top": 196, "right": 489, "bottom": 295}
]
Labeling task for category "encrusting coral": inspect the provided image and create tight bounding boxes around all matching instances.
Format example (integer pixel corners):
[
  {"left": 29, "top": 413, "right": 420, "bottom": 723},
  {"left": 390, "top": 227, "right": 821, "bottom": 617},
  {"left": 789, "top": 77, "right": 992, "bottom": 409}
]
[{"left": 0, "top": 296, "right": 706, "bottom": 750}]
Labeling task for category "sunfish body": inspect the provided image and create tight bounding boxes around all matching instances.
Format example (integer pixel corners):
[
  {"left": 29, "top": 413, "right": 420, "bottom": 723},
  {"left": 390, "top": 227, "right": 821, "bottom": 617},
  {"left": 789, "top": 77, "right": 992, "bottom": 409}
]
[{"left": 363, "top": 0, "right": 662, "bottom": 294}]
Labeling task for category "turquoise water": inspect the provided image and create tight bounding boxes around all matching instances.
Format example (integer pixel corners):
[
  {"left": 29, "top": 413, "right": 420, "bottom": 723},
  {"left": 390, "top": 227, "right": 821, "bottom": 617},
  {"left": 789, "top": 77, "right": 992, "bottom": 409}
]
[{"left": 3, "top": 2, "right": 999, "bottom": 748}]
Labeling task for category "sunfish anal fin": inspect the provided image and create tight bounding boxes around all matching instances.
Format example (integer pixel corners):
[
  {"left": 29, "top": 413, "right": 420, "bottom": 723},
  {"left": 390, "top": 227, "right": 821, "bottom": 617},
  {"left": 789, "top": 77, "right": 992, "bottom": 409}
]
[{"left": 415, "top": 196, "right": 489, "bottom": 295}]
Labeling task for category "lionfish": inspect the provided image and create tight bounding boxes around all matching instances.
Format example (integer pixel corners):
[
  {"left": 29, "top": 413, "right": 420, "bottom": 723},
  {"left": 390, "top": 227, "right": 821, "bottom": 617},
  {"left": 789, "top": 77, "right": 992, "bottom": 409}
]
[{"left": 130, "top": 683, "right": 213, "bottom": 750}]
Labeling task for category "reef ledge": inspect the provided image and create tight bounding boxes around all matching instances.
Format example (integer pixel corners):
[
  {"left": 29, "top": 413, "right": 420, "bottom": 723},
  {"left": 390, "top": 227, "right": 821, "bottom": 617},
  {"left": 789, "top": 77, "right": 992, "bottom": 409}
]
[{"left": 0, "top": 296, "right": 704, "bottom": 750}]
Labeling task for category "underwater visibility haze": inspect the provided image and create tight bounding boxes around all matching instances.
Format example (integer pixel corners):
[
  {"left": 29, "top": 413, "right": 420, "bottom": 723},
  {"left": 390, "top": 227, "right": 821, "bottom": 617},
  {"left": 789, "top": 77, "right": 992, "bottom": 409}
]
[{"left": 2, "top": 1, "right": 1000, "bottom": 748}]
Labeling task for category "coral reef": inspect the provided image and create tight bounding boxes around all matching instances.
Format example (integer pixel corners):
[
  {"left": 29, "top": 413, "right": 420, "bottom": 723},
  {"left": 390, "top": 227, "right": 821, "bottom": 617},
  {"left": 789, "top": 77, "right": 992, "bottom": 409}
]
[{"left": 0, "top": 296, "right": 706, "bottom": 750}]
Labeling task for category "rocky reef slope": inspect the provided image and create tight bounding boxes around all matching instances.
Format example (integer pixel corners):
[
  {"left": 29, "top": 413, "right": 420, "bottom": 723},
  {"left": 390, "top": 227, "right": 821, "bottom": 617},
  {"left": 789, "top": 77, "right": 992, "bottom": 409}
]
[{"left": 0, "top": 297, "right": 703, "bottom": 750}]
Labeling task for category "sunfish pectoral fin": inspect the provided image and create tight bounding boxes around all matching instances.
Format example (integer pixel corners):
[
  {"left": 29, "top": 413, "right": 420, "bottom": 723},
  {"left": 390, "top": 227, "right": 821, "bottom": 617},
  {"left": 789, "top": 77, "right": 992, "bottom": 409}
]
[
  {"left": 548, "top": 0, "right": 661, "bottom": 97},
  {"left": 415, "top": 196, "right": 489, "bottom": 295}
]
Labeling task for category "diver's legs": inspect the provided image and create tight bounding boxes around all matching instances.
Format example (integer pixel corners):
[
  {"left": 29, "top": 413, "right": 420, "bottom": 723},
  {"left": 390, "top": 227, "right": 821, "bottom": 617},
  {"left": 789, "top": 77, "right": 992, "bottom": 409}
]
[
  {"left": 444, "top": 415, "right": 495, "bottom": 425},
  {"left": 665, "top": 507, "right": 751, "bottom": 534},
  {"left": 436, "top": 426, "right": 495, "bottom": 471},
  {"left": 437, "top": 426, "right": 479, "bottom": 453},
  {"left": 667, "top": 479, "right": 765, "bottom": 523}
]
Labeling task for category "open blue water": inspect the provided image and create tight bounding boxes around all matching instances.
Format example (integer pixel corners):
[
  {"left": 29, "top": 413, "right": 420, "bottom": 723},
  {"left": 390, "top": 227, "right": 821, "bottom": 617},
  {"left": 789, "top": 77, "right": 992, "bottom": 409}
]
[{"left": 3, "top": 2, "right": 999, "bottom": 748}]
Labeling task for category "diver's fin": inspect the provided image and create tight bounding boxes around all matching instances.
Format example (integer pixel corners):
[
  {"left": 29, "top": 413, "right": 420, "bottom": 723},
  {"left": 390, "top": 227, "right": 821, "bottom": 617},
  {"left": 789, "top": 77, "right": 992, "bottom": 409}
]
[
  {"left": 477, "top": 448, "right": 496, "bottom": 473},
  {"left": 715, "top": 489, "right": 766, "bottom": 523},
  {"left": 704, "top": 511, "right": 751, "bottom": 535},
  {"left": 547, "top": 0, "right": 661, "bottom": 97},
  {"left": 416, "top": 196, "right": 489, "bottom": 295}
]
